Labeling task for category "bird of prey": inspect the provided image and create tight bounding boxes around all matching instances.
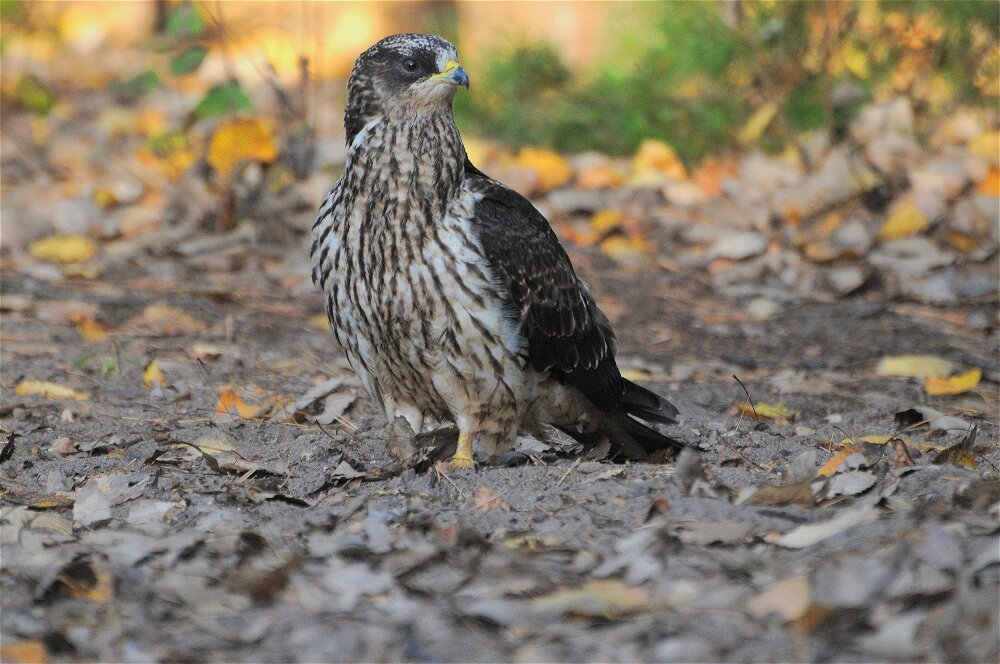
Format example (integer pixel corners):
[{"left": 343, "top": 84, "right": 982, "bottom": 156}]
[{"left": 312, "top": 34, "right": 681, "bottom": 467}]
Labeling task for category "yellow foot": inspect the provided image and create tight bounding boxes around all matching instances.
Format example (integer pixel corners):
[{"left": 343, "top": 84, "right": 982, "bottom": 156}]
[{"left": 439, "top": 432, "right": 475, "bottom": 470}]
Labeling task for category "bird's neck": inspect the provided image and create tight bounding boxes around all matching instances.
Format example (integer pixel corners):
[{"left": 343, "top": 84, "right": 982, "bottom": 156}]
[{"left": 346, "top": 108, "right": 466, "bottom": 208}]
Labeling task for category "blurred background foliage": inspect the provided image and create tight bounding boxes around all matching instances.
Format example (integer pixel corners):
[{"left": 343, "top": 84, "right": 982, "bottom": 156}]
[
  {"left": 1, "top": 0, "right": 997, "bottom": 167},
  {"left": 453, "top": 1, "right": 999, "bottom": 162}
]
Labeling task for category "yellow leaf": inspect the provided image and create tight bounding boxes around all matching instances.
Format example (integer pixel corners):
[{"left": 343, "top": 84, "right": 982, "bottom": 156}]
[
  {"left": 976, "top": 167, "right": 999, "bottom": 196},
  {"left": 215, "top": 389, "right": 262, "bottom": 418},
  {"left": 878, "top": 201, "right": 929, "bottom": 241},
  {"left": 143, "top": 359, "right": 166, "bottom": 387},
  {"left": 513, "top": 147, "right": 573, "bottom": 191},
  {"left": 967, "top": 130, "right": 1000, "bottom": 166},
  {"left": 632, "top": 139, "right": 687, "bottom": 180},
  {"left": 737, "top": 402, "right": 796, "bottom": 420},
  {"left": 309, "top": 313, "right": 329, "bottom": 330},
  {"left": 843, "top": 42, "right": 870, "bottom": 79},
  {"left": 925, "top": 368, "right": 981, "bottom": 396},
  {"left": 620, "top": 369, "right": 652, "bottom": 382},
  {"left": 837, "top": 434, "right": 951, "bottom": 452},
  {"left": 600, "top": 235, "right": 648, "bottom": 263},
  {"left": 207, "top": 118, "right": 279, "bottom": 178},
  {"left": 591, "top": 209, "right": 623, "bottom": 234},
  {"left": 737, "top": 102, "right": 778, "bottom": 145},
  {"left": 93, "top": 187, "right": 118, "bottom": 209},
  {"left": 15, "top": 379, "right": 88, "bottom": 400},
  {"left": 876, "top": 355, "right": 953, "bottom": 378},
  {"left": 74, "top": 318, "right": 109, "bottom": 343},
  {"left": 29, "top": 235, "right": 98, "bottom": 263}
]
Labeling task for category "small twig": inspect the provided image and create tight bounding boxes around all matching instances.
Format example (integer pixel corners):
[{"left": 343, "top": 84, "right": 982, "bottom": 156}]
[
  {"left": 732, "top": 374, "right": 760, "bottom": 423},
  {"left": 555, "top": 457, "right": 582, "bottom": 488},
  {"left": 314, "top": 420, "right": 338, "bottom": 441},
  {"left": 434, "top": 466, "right": 469, "bottom": 501}
]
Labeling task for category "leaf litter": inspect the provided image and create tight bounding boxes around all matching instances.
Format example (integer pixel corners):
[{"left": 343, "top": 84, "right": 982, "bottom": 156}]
[{"left": 0, "top": 12, "right": 997, "bottom": 661}]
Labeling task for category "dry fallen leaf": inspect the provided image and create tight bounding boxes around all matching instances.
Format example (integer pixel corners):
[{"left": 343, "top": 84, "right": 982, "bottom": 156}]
[
  {"left": 816, "top": 447, "right": 868, "bottom": 477},
  {"left": 878, "top": 201, "right": 930, "bottom": 242},
  {"left": 513, "top": 147, "right": 573, "bottom": 191},
  {"left": 0, "top": 640, "right": 48, "bottom": 664},
  {"left": 745, "top": 576, "right": 811, "bottom": 622},
  {"left": 632, "top": 138, "right": 687, "bottom": 180},
  {"left": 143, "top": 359, "right": 166, "bottom": 387},
  {"left": 738, "top": 402, "right": 796, "bottom": 420},
  {"left": 140, "top": 303, "right": 204, "bottom": 335},
  {"left": 469, "top": 486, "right": 510, "bottom": 512},
  {"left": 207, "top": 117, "right": 279, "bottom": 178},
  {"left": 893, "top": 439, "right": 916, "bottom": 468},
  {"left": 14, "top": 379, "right": 88, "bottom": 400},
  {"left": 737, "top": 102, "right": 778, "bottom": 145},
  {"left": 837, "top": 434, "right": 951, "bottom": 453},
  {"left": 924, "top": 368, "right": 981, "bottom": 396},
  {"left": 0, "top": 478, "right": 75, "bottom": 509},
  {"left": 876, "top": 355, "right": 953, "bottom": 379},
  {"left": 74, "top": 317, "right": 109, "bottom": 343},
  {"left": 765, "top": 506, "right": 880, "bottom": 548},
  {"left": 29, "top": 234, "right": 98, "bottom": 263},
  {"left": 215, "top": 389, "right": 263, "bottom": 418},
  {"left": 530, "top": 580, "right": 650, "bottom": 619},
  {"left": 741, "top": 481, "right": 817, "bottom": 507}
]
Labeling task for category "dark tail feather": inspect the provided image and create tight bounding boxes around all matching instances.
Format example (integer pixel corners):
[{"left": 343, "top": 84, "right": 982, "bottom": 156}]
[
  {"left": 555, "top": 413, "right": 686, "bottom": 459},
  {"left": 617, "top": 412, "right": 687, "bottom": 456},
  {"left": 621, "top": 379, "right": 678, "bottom": 425}
]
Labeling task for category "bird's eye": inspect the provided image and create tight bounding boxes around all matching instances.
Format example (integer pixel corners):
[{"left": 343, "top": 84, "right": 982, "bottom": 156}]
[{"left": 402, "top": 59, "right": 419, "bottom": 72}]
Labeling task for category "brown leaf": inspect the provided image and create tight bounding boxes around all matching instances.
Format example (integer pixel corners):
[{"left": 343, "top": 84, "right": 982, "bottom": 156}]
[
  {"left": 893, "top": 439, "right": 916, "bottom": 468},
  {"left": 529, "top": 580, "right": 650, "bottom": 619},
  {"left": 745, "top": 576, "right": 811, "bottom": 622},
  {"left": 0, "top": 478, "right": 74, "bottom": 509},
  {"left": 469, "top": 486, "right": 509, "bottom": 512},
  {"left": 0, "top": 640, "right": 48, "bottom": 664},
  {"left": 743, "top": 481, "right": 817, "bottom": 506}
]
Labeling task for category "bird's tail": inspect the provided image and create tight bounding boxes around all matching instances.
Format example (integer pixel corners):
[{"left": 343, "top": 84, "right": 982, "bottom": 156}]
[
  {"left": 556, "top": 379, "right": 685, "bottom": 459},
  {"left": 621, "top": 378, "right": 678, "bottom": 425}
]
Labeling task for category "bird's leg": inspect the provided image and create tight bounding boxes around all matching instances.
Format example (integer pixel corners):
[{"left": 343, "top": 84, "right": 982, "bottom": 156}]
[{"left": 450, "top": 431, "right": 474, "bottom": 468}]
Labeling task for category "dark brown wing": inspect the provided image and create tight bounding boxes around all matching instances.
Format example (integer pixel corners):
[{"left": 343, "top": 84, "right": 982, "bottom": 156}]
[{"left": 465, "top": 166, "right": 625, "bottom": 410}]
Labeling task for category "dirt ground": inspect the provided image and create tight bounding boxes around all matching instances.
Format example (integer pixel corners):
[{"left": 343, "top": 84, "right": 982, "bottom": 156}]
[{"left": 2, "top": 231, "right": 998, "bottom": 662}]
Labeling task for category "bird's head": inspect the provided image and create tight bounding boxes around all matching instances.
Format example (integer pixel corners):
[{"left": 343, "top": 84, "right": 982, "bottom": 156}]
[{"left": 345, "top": 34, "right": 468, "bottom": 136}]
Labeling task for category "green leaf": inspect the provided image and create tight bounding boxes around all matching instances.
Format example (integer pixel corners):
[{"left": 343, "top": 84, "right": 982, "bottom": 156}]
[
  {"left": 170, "top": 44, "right": 208, "bottom": 75},
  {"left": 194, "top": 82, "right": 253, "bottom": 118},
  {"left": 165, "top": 1, "right": 205, "bottom": 39},
  {"left": 72, "top": 350, "right": 99, "bottom": 369},
  {"left": 113, "top": 69, "right": 160, "bottom": 100},
  {"left": 16, "top": 74, "right": 56, "bottom": 115}
]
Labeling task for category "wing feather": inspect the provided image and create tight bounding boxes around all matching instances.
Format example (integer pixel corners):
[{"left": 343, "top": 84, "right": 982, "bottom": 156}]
[{"left": 465, "top": 166, "right": 624, "bottom": 410}]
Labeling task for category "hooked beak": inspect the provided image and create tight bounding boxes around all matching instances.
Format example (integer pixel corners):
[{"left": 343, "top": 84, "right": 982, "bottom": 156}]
[{"left": 432, "top": 59, "right": 469, "bottom": 89}]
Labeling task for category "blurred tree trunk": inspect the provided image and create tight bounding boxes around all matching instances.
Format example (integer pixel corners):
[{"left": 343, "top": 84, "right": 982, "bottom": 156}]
[{"left": 153, "top": 0, "right": 170, "bottom": 34}]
